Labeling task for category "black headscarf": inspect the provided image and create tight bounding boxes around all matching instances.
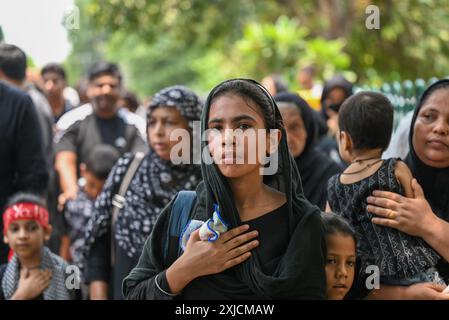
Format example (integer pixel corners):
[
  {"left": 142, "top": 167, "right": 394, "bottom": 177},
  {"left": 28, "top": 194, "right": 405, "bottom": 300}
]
[
  {"left": 405, "top": 79, "right": 449, "bottom": 221},
  {"left": 194, "top": 79, "right": 326, "bottom": 299},
  {"left": 320, "top": 75, "right": 353, "bottom": 120},
  {"left": 147, "top": 85, "right": 203, "bottom": 130},
  {"left": 274, "top": 92, "right": 343, "bottom": 210}
]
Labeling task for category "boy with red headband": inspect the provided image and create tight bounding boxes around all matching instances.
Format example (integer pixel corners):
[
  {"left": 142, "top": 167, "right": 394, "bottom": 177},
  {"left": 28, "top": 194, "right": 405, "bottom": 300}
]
[{"left": 0, "top": 193, "right": 80, "bottom": 300}]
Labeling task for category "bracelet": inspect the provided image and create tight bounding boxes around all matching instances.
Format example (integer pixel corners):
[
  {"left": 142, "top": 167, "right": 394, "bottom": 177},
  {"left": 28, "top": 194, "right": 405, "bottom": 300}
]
[{"left": 155, "top": 274, "right": 177, "bottom": 297}]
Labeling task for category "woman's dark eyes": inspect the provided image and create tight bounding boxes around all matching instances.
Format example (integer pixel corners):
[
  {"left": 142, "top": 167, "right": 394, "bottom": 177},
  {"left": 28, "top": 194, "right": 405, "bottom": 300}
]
[
  {"left": 422, "top": 113, "right": 436, "bottom": 121},
  {"left": 149, "top": 120, "right": 177, "bottom": 126},
  {"left": 208, "top": 124, "right": 252, "bottom": 130},
  {"left": 289, "top": 125, "right": 301, "bottom": 131},
  {"left": 238, "top": 123, "right": 252, "bottom": 130},
  {"left": 326, "top": 258, "right": 355, "bottom": 267}
]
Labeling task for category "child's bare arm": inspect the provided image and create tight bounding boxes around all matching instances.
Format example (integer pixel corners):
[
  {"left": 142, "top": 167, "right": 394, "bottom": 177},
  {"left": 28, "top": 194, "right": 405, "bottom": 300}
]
[
  {"left": 394, "top": 160, "right": 414, "bottom": 198},
  {"left": 59, "top": 235, "right": 72, "bottom": 262},
  {"left": 90, "top": 281, "right": 108, "bottom": 300},
  {"left": 325, "top": 201, "right": 332, "bottom": 213}
]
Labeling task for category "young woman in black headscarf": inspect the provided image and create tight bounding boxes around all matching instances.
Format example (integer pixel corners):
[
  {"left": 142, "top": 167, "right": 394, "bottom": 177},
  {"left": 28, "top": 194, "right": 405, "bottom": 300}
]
[
  {"left": 83, "top": 86, "right": 203, "bottom": 299},
  {"left": 123, "top": 79, "right": 326, "bottom": 300},
  {"left": 362, "top": 79, "right": 449, "bottom": 299},
  {"left": 320, "top": 75, "right": 354, "bottom": 122},
  {"left": 274, "top": 92, "right": 343, "bottom": 210},
  {"left": 317, "top": 75, "right": 353, "bottom": 167}
]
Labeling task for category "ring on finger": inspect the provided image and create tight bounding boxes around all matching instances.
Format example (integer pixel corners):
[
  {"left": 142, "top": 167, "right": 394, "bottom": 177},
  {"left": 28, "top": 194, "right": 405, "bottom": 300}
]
[{"left": 387, "top": 209, "right": 397, "bottom": 219}]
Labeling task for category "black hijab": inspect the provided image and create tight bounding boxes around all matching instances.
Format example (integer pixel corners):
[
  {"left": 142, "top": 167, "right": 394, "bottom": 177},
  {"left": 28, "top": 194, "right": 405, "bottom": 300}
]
[
  {"left": 274, "top": 92, "right": 343, "bottom": 210},
  {"left": 405, "top": 79, "right": 449, "bottom": 221},
  {"left": 320, "top": 75, "right": 353, "bottom": 120}
]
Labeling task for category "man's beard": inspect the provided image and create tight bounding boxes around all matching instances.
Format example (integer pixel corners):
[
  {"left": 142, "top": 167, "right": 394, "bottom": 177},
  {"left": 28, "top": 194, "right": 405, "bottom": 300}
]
[{"left": 93, "top": 95, "right": 117, "bottom": 112}]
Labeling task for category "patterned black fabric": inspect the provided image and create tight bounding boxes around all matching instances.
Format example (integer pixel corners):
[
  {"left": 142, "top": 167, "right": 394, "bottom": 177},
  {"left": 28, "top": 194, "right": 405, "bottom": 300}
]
[
  {"left": 83, "top": 151, "right": 202, "bottom": 261},
  {"left": 64, "top": 189, "right": 94, "bottom": 268},
  {"left": 147, "top": 85, "right": 203, "bottom": 132},
  {"left": 327, "top": 158, "right": 440, "bottom": 279}
]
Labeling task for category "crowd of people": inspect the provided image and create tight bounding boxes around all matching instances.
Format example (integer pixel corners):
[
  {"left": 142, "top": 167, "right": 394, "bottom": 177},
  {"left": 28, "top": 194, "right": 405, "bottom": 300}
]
[{"left": 0, "top": 42, "right": 448, "bottom": 300}]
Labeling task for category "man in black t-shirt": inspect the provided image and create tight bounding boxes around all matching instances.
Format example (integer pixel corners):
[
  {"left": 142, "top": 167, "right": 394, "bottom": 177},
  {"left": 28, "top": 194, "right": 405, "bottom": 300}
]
[{"left": 54, "top": 62, "right": 147, "bottom": 260}]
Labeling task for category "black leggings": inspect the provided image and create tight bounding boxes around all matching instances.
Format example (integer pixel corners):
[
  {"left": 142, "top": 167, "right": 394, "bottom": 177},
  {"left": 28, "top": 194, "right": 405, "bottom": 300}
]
[{"left": 113, "top": 244, "right": 139, "bottom": 300}]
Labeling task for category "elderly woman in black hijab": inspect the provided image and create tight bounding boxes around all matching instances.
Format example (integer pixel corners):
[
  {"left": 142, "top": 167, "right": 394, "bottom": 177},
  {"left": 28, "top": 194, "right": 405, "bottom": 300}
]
[
  {"left": 362, "top": 79, "right": 449, "bottom": 299},
  {"left": 83, "top": 86, "right": 203, "bottom": 300},
  {"left": 123, "top": 79, "right": 326, "bottom": 300},
  {"left": 274, "top": 92, "right": 343, "bottom": 210}
]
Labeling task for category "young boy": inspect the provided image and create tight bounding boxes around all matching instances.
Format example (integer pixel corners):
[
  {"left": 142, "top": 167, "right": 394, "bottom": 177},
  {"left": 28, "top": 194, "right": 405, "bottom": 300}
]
[
  {"left": 0, "top": 192, "right": 80, "bottom": 300},
  {"left": 62, "top": 145, "right": 120, "bottom": 269}
]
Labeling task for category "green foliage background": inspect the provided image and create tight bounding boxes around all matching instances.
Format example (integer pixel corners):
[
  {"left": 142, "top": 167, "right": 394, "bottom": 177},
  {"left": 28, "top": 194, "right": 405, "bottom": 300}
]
[{"left": 64, "top": 0, "right": 449, "bottom": 98}]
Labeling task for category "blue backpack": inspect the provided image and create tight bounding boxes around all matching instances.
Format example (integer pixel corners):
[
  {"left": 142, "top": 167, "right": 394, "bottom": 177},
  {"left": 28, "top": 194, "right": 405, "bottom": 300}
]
[{"left": 163, "top": 191, "right": 197, "bottom": 264}]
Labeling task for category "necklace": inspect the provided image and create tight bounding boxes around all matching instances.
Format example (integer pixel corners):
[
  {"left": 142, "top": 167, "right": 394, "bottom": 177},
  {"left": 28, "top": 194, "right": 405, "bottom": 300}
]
[
  {"left": 341, "top": 158, "right": 383, "bottom": 175},
  {"left": 351, "top": 156, "right": 380, "bottom": 164}
]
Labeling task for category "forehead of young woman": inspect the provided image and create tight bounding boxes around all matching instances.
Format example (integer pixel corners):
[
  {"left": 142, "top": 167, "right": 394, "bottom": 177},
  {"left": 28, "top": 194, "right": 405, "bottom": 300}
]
[
  {"left": 208, "top": 93, "right": 266, "bottom": 128},
  {"left": 207, "top": 82, "right": 277, "bottom": 130}
]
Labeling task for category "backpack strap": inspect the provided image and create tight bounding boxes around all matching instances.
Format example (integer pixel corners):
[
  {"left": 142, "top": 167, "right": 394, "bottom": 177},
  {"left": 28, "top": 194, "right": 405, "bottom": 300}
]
[
  {"left": 123, "top": 123, "right": 139, "bottom": 153},
  {"left": 163, "top": 191, "right": 197, "bottom": 264},
  {"left": 110, "top": 152, "right": 145, "bottom": 266}
]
